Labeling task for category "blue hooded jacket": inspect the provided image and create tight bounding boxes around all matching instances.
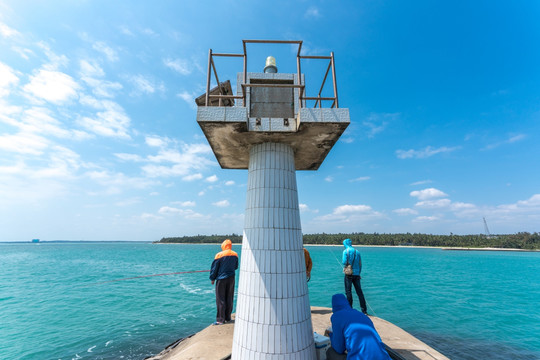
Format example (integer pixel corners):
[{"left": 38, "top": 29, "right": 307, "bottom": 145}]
[
  {"left": 329, "top": 294, "right": 391, "bottom": 360},
  {"left": 342, "top": 239, "right": 362, "bottom": 276}
]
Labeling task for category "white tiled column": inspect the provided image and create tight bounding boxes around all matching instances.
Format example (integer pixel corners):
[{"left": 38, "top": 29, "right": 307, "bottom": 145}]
[{"left": 232, "top": 142, "right": 315, "bottom": 360}]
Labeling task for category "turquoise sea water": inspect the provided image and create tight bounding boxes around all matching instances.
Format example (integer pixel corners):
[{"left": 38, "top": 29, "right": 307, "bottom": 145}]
[{"left": 1, "top": 243, "right": 539, "bottom": 360}]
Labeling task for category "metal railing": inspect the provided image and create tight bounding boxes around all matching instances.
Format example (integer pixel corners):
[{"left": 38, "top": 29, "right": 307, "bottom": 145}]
[{"left": 204, "top": 40, "right": 339, "bottom": 109}]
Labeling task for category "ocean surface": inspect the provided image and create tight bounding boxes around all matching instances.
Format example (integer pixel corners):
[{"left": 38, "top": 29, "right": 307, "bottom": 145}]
[{"left": 1, "top": 242, "right": 539, "bottom": 360}]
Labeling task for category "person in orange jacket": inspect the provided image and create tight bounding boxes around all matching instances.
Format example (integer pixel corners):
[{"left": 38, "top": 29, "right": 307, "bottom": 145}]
[
  {"left": 304, "top": 248, "right": 312, "bottom": 281},
  {"left": 209, "top": 239, "right": 238, "bottom": 325}
]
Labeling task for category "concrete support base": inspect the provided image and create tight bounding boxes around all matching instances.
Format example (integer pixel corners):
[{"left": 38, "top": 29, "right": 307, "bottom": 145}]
[{"left": 232, "top": 142, "right": 315, "bottom": 359}]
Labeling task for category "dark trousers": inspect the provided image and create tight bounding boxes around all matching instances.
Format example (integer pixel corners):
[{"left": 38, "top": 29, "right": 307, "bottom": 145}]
[
  {"left": 215, "top": 276, "right": 235, "bottom": 322},
  {"left": 326, "top": 346, "right": 347, "bottom": 360},
  {"left": 344, "top": 275, "right": 367, "bottom": 313}
]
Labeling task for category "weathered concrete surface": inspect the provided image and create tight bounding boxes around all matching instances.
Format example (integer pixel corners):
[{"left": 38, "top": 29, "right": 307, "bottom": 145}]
[
  {"left": 147, "top": 307, "right": 450, "bottom": 360},
  {"left": 196, "top": 107, "right": 349, "bottom": 170}
]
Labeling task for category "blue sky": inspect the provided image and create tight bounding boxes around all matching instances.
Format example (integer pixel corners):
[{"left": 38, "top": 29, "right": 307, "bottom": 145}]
[{"left": 1, "top": 1, "right": 539, "bottom": 241}]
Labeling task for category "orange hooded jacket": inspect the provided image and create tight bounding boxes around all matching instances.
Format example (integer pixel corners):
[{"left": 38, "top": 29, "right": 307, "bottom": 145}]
[{"left": 209, "top": 239, "right": 238, "bottom": 281}]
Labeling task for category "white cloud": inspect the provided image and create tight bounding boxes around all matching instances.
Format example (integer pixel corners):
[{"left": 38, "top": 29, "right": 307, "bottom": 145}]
[
  {"left": 0, "top": 132, "right": 49, "bottom": 155},
  {"left": 410, "top": 180, "right": 432, "bottom": 186},
  {"left": 334, "top": 205, "right": 373, "bottom": 215},
  {"left": 410, "top": 188, "right": 448, "bottom": 200},
  {"left": 213, "top": 200, "right": 230, "bottom": 207},
  {"left": 86, "top": 170, "right": 156, "bottom": 194},
  {"left": 182, "top": 173, "right": 203, "bottom": 181},
  {"left": 350, "top": 176, "right": 370, "bottom": 182},
  {"left": 396, "top": 146, "right": 460, "bottom": 159},
  {"left": 146, "top": 136, "right": 168, "bottom": 148},
  {"left": 393, "top": 208, "right": 418, "bottom": 216},
  {"left": 140, "top": 213, "right": 161, "bottom": 220},
  {"left": 164, "top": 58, "right": 192, "bottom": 75},
  {"left": 129, "top": 74, "right": 165, "bottom": 95},
  {"left": 517, "top": 194, "right": 540, "bottom": 206},
  {"left": 0, "top": 22, "right": 20, "bottom": 38},
  {"left": 0, "top": 62, "right": 19, "bottom": 96},
  {"left": 79, "top": 59, "right": 104, "bottom": 78},
  {"left": 176, "top": 201, "right": 196, "bottom": 207},
  {"left": 305, "top": 6, "right": 321, "bottom": 19},
  {"left": 119, "top": 26, "right": 133, "bottom": 36},
  {"left": 115, "top": 153, "right": 143, "bottom": 162},
  {"left": 12, "top": 47, "right": 34, "bottom": 60},
  {"left": 177, "top": 91, "right": 197, "bottom": 108},
  {"left": 225, "top": 180, "right": 235, "bottom": 186},
  {"left": 314, "top": 203, "right": 384, "bottom": 224},
  {"left": 122, "top": 142, "right": 212, "bottom": 178},
  {"left": 324, "top": 176, "right": 333, "bottom": 182},
  {"left": 206, "top": 175, "right": 218, "bottom": 183},
  {"left": 78, "top": 101, "right": 131, "bottom": 138},
  {"left": 158, "top": 206, "right": 180, "bottom": 214},
  {"left": 18, "top": 107, "right": 89, "bottom": 140},
  {"left": 413, "top": 215, "right": 439, "bottom": 222},
  {"left": 36, "top": 42, "right": 69, "bottom": 70},
  {"left": 299, "top": 203, "right": 309, "bottom": 212},
  {"left": 483, "top": 134, "right": 527, "bottom": 150},
  {"left": 142, "top": 28, "right": 157, "bottom": 36},
  {"left": 93, "top": 41, "right": 119, "bottom": 62},
  {"left": 158, "top": 206, "right": 204, "bottom": 219},
  {"left": 415, "top": 198, "right": 452, "bottom": 209},
  {"left": 23, "top": 68, "right": 79, "bottom": 104},
  {"left": 79, "top": 60, "right": 122, "bottom": 98},
  {"left": 411, "top": 189, "right": 447, "bottom": 202},
  {"left": 450, "top": 202, "right": 476, "bottom": 211},
  {"left": 363, "top": 113, "right": 399, "bottom": 138}
]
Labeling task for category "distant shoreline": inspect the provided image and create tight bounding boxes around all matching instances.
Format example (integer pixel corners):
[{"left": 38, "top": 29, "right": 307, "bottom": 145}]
[{"left": 154, "top": 243, "right": 539, "bottom": 252}]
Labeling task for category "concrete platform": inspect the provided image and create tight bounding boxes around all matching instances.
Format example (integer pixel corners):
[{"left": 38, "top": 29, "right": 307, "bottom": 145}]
[{"left": 147, "top": 307, "right": 449, "bottom": 360}]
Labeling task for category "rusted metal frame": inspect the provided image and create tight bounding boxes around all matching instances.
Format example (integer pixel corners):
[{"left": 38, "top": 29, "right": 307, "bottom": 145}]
[
  {"left": 242, "top": 40, "right": 304, "bottom": 107},
  {"left": 299, "top": 55, "right": 331, "bottom": 60},
  {"left": 297, "top": 51, "right": 303, "bottom": 109},
  {"left": 212, "top": 53, "right": 243, "bottom": 57},
  {"left": 242, "top": 42, "right": 247, "bottom": 106},
  {"left": 331, "top": 51, "right": 339, "bottom": 108},
  {"left": 243, "top": 39, "right": 302, "bottom": 45},
  {"left": 209, "top": 56, "right": 223, "bottom": 106},
  {"left": 313, "top": 60, "right": 332, "bottom": 108},
  {"left": 209, "top": 94, "right": 243, "bottom": 99},
  {"left": 206, "top": 52, "right": 245, "bottom": 106},
  {"left": 242, "top": 83, "right": 304, "bottom": 88},
  {"left": 304, "top": 96, "right": 335, "bottom": 101},
  {"left": 205, "top": 49, "right": 212, "bottom": 107}
]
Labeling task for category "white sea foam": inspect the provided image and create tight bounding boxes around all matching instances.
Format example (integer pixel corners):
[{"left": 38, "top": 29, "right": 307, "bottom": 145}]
[
  {"left": 105, "top": 340, "right": 113, "bottom": 347},
  {"left": 87, "top": 345, "right": 96, "bottom": 352},
  {"left": 179, "top": 283, "right": 213, "bottom": 295}
]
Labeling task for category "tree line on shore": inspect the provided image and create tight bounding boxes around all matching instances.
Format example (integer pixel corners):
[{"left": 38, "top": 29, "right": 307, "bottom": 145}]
[{"left": 156, "top": 232, "right": 540, "bottom": 250}]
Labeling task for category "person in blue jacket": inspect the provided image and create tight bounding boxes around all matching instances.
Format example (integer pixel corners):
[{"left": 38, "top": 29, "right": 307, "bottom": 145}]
[
  {"left": 342, "top": 238, "right": 367, "bottom": 314},
  {"left": 209, "top": 239, "right": 238, "bottom": 325},
  {"left": 326, "top": 293, "right": 391, "bottom": 360}
]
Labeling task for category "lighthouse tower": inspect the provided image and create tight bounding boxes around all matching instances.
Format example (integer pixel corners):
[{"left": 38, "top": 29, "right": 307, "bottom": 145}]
[{"left": 196, "top": 40, "right": 350, "bottom": 359}]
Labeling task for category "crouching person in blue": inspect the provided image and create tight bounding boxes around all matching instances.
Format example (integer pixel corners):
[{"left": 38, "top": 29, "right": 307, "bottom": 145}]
[
  {"left": 326, "top": 294, "right": 391, "bottom": 360},
  {"left": 209, "top": 239, "right": 238, "bottom": 325}
]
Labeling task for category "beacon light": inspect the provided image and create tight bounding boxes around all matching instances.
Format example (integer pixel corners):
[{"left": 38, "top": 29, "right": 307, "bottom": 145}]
[{"left": 263, "top": 56, "right": 278, "bottom": 73}]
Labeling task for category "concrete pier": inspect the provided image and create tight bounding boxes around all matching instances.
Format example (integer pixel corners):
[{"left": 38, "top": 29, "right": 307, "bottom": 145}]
[{"left": 147, "top": 307, "right": 450, "bottom": 360}]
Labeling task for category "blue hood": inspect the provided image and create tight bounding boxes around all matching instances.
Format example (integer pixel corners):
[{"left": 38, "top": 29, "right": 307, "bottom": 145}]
[
  {"left": 343, "top": 238, "right": 352, "bottom": 248},
  {"left": 332, "top": 293, "right": 351, "bottom": 312}
]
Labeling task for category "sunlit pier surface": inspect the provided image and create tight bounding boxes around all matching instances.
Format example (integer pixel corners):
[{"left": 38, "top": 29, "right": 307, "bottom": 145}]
[{"left": 147, "top": 307, "right": 450, "bottom": 360}]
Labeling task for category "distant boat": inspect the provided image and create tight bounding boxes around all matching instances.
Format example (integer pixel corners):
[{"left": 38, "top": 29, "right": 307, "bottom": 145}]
[{"left": 32, "top": 239, "right": 40, "bottom": 243}]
